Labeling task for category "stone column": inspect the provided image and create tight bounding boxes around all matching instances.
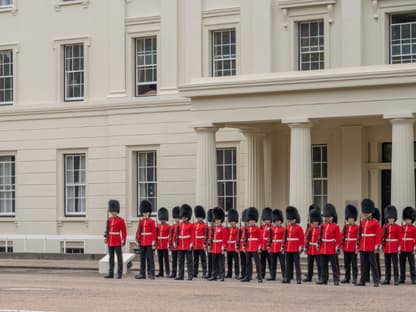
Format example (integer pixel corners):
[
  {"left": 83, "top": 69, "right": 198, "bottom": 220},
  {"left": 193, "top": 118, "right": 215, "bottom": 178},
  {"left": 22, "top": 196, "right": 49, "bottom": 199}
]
[
  {"left": 242, "top": 129, "right": 265, "bottom": 209},
  {"left": 289, "top": 123, "right": 312, "bottom": 226},
  {"left": 194, "top": 126, "right": 218, "bottom": 209},
  {"left": 390, "top": 118, "right": 415, "bottom": 218}
]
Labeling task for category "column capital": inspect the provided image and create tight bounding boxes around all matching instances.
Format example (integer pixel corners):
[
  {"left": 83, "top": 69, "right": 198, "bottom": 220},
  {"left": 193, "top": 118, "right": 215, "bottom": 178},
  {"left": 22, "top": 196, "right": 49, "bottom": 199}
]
[
  {"left": 192, "top": 122, "right": 218, "bottom": 132},
  {"left": 389, "top": 118, "right": 415, "bottom": 125},
  {"left": 281, "top": 117, "right": 311, "bottom": 126},
  {"left": 287, "top": 122, "right": 312, "bottom": 129}
]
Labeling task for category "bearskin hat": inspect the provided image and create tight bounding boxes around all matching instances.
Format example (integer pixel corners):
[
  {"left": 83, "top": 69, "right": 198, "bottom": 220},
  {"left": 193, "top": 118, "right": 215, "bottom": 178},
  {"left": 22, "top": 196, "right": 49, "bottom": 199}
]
[
  {"left": 242, "top": 209, "right": 249, "bottom": 223},
  {"left": 403, "top": 206, "right": 416, "bottom": 223},
  {"left": 172, "top": 206, "right": 180, "bottom": 219},
  {"left": 345, "top": 204, "right": 358, "bottom": 221},
  {"left": 309, "top": 204, "right": 320, "bottom": 212},
  {"left": 272, "top": 209, "right": 284, "bottom": 223},
  {"left": 323, "top": 203, "right": 337, "bottom": 218},
  {"left": 180, "top": 204, "right": 192, "bottom": 220},
  {"left": 373, "top": 208, "right": 381, "bottom": 222},
  {"left": 309, "top": 208, "right": 322, "bottom": 223},
  {"left": 207, "top": 208, "right": 214, "bottom": 223},
  {"left": 286, "top": 206, "right": 298, "bottom": 221},
  {"left": 384, "top": 205, "right": 398, "bottom": 222},
  {"left": 262, "top": 207, "right": 272, "bottom": 221},
  {"left": 158, "top": 207, "right": 169, "bottom": 221},
  {"left": 108, "top": 200, "right": 120, "bottom": 213},
  {"left": 213, "top": 207, "right": 225, "bottom": 223},
  {"left": 247, "top": 207, "right": 259, "bottom": 222},
  {"left": 227, "top": 209, "right": 239, "bottom": 223},
  {"left": 139, "top": 199, "right": 152, "bottom": 215},
  {"left": 361, "top": 198, "right": 375, "bottom": 215},
  {"left": 194, "top": 205, "right": 206, "bottom": 219}
]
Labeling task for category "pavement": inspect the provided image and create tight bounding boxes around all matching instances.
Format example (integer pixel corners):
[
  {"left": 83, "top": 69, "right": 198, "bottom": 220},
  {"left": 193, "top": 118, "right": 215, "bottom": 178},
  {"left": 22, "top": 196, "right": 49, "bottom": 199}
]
[{"left": 0, "top": 268, "right": 415, "bottom": 312}]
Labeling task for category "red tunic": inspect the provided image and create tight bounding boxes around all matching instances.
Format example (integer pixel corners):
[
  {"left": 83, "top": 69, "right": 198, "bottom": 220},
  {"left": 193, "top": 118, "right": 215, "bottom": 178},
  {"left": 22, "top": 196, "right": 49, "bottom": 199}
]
[
  {"left": 245, "top": 225, "right": 261, "bottom": 252},
  {"left": 359, "top": 218, "right": 382, "bottom": 252},
  {"left": 156, "top": 223, "right": 171, "bottom": 250},
  {"left": 320, "top": 223, "right": 341, "bottom": 255},
  {"left": 382, "top": 223, "right": 402, "bottom": 254},
  {"left": 261, "top": 224, "right": 272, "bottom": 251},
  {"left": 135, "top": 218, "right": 156, "bottom": 247},
  {"left": 193, "top": 221, "right": 207, "bottom": 250},
  {"left": 305, "top": 225, "right": 320, "bottom": 256},
  {"left": 106, "top": 216, "right": 127, "bottom": 247},
  {"left": 177, "top": 221, "right": 194, "bottom": 251},
  {"left": 269, "top": 225, "right": 285, "bottom": 253},
  {"left": 342, "top": 224, "right": 359, "bottom": 253},
  {"left": 170, "top": 223, "right": 179, "bottom": 251},
  {"left": 285, "top": 224, "right": 305, "bottom": 253},
  {"left": 226, "top": 226, "right": 239, "bottom": 252},
  {"left": 401, "top": 224, "right": 416, "bottom": 253},
  {"left": 211, "top": 225, "right": 228, "bottom": 254},
  {"left": 239, "top": 227, "right": 246, "bottom": 252}
]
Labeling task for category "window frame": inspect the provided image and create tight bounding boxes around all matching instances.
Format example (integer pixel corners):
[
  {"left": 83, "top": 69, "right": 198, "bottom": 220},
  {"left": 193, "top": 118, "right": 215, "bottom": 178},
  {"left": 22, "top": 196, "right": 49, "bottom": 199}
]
[
  {"left": 134, "top": 36, "right": 158, "bottom": 97},
  {"left": 389, "top": 12, "right": 416, "bottom": 64},
  {"left": 55, "top": 0, "right": 89, "bottom": 11},
  {"left": 216, "top": 147, "right": 237, "bottom": 211},
  {"left": 0, "top": 155, "right": 16, "bottom": 217},
  {"left": 0, "top": 43, "right": 18, "bottom": 106},
  {"left": 63, "top": 153, "right": 87, "bottom": 217},
  {"left": 312, "top": 144, "right": 328, "bottom": 209},
  {"left": 211, "top": 29, "right": 237, "bottom": 77},
  {"left": 0, "top": 0, "right": 16, "bottom": 14},
  {"left": 0, "top": 49, "right": 13, "bottom": 106},
  {"left": 136, "top": 150, "right": 158, "bottom": 217},
  {"left": 298, "top": 19, "right": 325, "bottom": 71},
  {"left": 63, "top": 43, "right": 85, "bottom": 102}
]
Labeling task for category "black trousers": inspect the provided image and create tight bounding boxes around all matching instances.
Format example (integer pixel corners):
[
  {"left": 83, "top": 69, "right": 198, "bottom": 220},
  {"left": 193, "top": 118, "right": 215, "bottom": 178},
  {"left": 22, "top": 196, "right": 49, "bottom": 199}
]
[
  {"left": 360, "top": 251, "right": 379, "bottom": 284},
  {"left": 178, "top": 250, "right": 193, "bottom": 279},
  {"left": 226, "top": 251, "right": 240, "bottom": 277},
  {"left": 207, "top": 252, "right": 213, "bottom": 277},
  {"left": 193, "top": 249, "right": 207, "bottom": 277},
  {"left": 157, "top": 249, "right": 170, "bottom": 276},
  {"left": 343, "top": 251, "right": 358, "bottom": 281},
  {"left": 245, "top": 252, "right": 261, "bottom": 281},
  {"left": 384, "top": 252, "right": 399, "bottom": 282},
  {"left": 212, "top": 253, "right": 225, "bottom": 278},
  {"left": 260, "top": 250, "right": 271, "bottom": 279},
  {"left": 108, "top": 246, "right": 123, "bottom": 275},
  {"left": 171, "top": 250, "right": 178, "bottom": 277},
  {"left": 400, "top": 252, "right": 416, "bottom": 282},
  {"left": 140, "top": 245, "right": 155, "bottom": 277},
  {"left": 240, "top": 252, "right": 246, "bottom": 278},
  {"left": 269, "top": 252, "right": 286, "bottom": 279},
  {"left": 319, "top": 254, "right": 339, "bottom": 283},
  {"left": 285, "top": 252, "right": 301, "bottom": 282},
  {"left": 306, "top": 254, "right": 320, "bottom": 280}
]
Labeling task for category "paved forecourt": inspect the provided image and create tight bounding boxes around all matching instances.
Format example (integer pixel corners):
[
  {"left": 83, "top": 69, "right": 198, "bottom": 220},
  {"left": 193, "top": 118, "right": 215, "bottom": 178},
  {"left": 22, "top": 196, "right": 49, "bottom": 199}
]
[{"left": 0, "top": 269, "right": 414, "bottom": 312}]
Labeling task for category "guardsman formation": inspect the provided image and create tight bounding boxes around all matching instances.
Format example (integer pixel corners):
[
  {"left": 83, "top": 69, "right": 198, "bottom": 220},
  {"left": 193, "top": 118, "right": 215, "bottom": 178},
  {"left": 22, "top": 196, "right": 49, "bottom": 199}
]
[{"left": 104, "top": 198, "right": 416, "bottom": 287}]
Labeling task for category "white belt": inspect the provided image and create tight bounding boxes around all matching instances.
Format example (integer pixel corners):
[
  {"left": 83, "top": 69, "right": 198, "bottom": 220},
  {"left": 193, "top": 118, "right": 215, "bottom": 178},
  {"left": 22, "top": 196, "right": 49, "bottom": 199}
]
[
  {"left": 158, "top": 236, "right": 169, "bottom": 240},
  {"left": 272, "top": 240, "right": 283, "bottom": 243},
  {"left": 322, "top": 239, "right": 336, "bottom": 242},
  {"left": 228, "top": 240, "right": 236, "bottom": 243},
  {"left": 362, "top": 234, "right": 376, "bottom": 237},
  {"left": 141, "top": 233, "right": 152, "bottom": 236},
  {"left": 403, "top": 238, "right": 415, "bottom": 241},
  {"left": 309, "top": 242, "right": 318, "bottom": 246},
  {"left": 385, "top": 239, "right": 398, "bottom": 242},
  {"left": 248, "top": 238, "right": 258, "bottom": 241},
  {"left": 287, "top": 238, "right": 299, "bottom": 241},
  {"left": 108, "top": 232, "right": 120, "bottom": 235},
  {"left": 179, "top": 235, "right": 190, "bottom": 239},
  {"left": 263, "top": 237, "right": 269, "bottom": 240},
  {"left": 196, "top": 236, "right": 205, "bottom": 239},
  {"left": 345, "top": 238, "right": 357, "bottom": 241},
  {"left": 213, "top": 240, "right": 222, "bottom": 243}
]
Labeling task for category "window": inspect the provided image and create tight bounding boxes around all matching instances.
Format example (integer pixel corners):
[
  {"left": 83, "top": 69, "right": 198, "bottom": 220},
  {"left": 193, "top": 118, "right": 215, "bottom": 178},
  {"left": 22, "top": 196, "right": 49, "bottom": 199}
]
[
  {"left": 382, "top": 142, "right": 416, "bottom": 163},
  {"left": 390, "top": 13, "right": 416, "bottom": 64},
  {"left": 0, "top": 156, "right": 15, "bottom": 216},
  {"left": 312, "top": 144, "right": 328, "bottom": 209},
  {"left": 135, "top": 37, "right": 157, "bottom": 96},
  {"left": 61, "top": 241, "right": 85, "bottom": 254},
  {"left": 64, "top": 154, "right": 86, "bottom": 216},
  {"left": 137, "top": 151, "right": 157, "bottom": 215},
  {"left": 217, "top": 148, "right": 237, "bottom": 211},
  {"left": 64, "top": 44, "right": 84, "bottom": 101},
  {"left": 211, "top": 29, "right": 236, "bottom": 77},
  {"left": 299, "top": 20, "right": 325, "bottom": 71},
  {"left": 0, "top": 241, "right": 13, "bottom": 253},
  {"left": 0, "top": 50, "right": 13, "bottom": 105},
  {"left": 0, "top": 0, "right": 12, "bottom": 8}
]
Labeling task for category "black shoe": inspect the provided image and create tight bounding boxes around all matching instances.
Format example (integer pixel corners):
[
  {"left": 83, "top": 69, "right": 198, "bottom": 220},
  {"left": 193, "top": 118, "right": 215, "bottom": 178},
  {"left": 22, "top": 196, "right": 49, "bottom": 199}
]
[
  {"left": 219, "top": 276, "right": 225, "bottom": 282},
  {"left": 169, "top": 274, "right": 176, "bottom": 279},
  {"left": 341, "top": 279, "right": 350, "bottom": 284},
  {"left": 356, "top": 282, "right": 365, "bottom": 286},
  {"left": 238, "top": 275, "right": 244, "bottom": 280},
  {"left": 205, "top": 274, "right": 212, "bottom": 279},
  {"left": 266, "top": 277, "right": 276, "bottom": 281},
  {"left": 352, "top": 280, "right": 357, "bottom": 285},
  {"left": 149, "top": 275, "right": 155, "bottom": 280},
  {"left": 399, "top": 280, "right": 405, "bottom": 284},
  {"left": 116, "top": 274, "right": 122, "bottom": 279},
  {"left": 208, "top": 276, "right": 217, "bottom": 281},
  {"left": 302, "top": 278, "right": 312, "bottom": 282},
  {"left": 135, "top": 274, "right": 146, "bottom": 279},
  {"left": 258, "top": 279, "right": 263, "bottom": 283},
  {"left": 296, "top": 280, "right": 301, "bottom": 284},
  {"left": 241, "top": 277, "right": 251, "bottom": 282},
  {"left": 193, "top": 274, "right": 198, "bottom": 278},
  {"left": 155, "top": 273, "right": 163, "bottom": 278},
  {"left": 174, "top": 277, "right": 184, "bottom": 281},
  {"left": 412, "top": 280, "right": 416, "bottom": 285},
  {"left": 334, "top": 281, "right": 339, "bottom": 286},
  {"left": 374, "top": 283, "right": 379, "bottom": 287},
  {"left": 381, "top": 280, "right": 390, "bottom": 285},
  {"left": 316, "top": 280, "right": 327, "bottom": 285},
  {"left": 281, "top": 279, "right": 290, "bottom": 284},
  {"left": 225, "top": 274, "right": 232, "bottom": 278},
  {"left": 104, "top": 274, "right": 114, "bottom": 279},
  {"left": 188, "top": 277, "right": 193, "bottom": 281}
]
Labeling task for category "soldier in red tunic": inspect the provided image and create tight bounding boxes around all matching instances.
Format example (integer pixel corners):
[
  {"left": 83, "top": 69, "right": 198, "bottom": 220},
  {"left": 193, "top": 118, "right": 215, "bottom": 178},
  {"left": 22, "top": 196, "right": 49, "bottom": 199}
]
[
  {"left": 317, "top": 204, "right": 341, "bottom": 285},
  {"left": 241, "top": 207, "right": 262, "bottom": 283},
  {"left": 341, "top": 204, "right": 359, "bottom": 284},
  {"left": 238, "top": 209, "right": 248, "bottom": 280},
  {"left": 208, "top": 207, "right": 228, "bottom": 281},
  {"left": 381, "top": 205, "right": 402, "bottom": 285},
  {"left": 156, "top": 207, "right": 171, "bottom": 278},
  {"left": 205, "top": 208, "right": 214, "bottom": 279},
  {"left": 356, "top": 198, "right": 382, "bottom": 287},
  {"left": 303, "top": 207, "right": 321, "bottom": 282},
  {"left": 175, "top": 204, "right": 194, "bottom": 280},
  {"left": 104, "top": 200, "right": 127, "bottom": 279},
  {"left": 135, "top": 200, "right": 156, "bottom": 280},
  {"left": 268, "top": 209, "right": 286, "bottom": 281},
  {"left": 282, "top": 206, "right": 304, "bottom": 284},
  {"left": 193, "top": 205, "right": 207, "bottom": 278},
  {"left": 225, "top": 209, "right": 240, "bottom": 279},
  {"left": 400, "top": 206, "right": 416, "bottom": 284},
  {"left": 260, "top": 207, "right": 272, "bottom": 280},
  {"left": 169, "top": 206, "right": 180, "bottom": 278}
]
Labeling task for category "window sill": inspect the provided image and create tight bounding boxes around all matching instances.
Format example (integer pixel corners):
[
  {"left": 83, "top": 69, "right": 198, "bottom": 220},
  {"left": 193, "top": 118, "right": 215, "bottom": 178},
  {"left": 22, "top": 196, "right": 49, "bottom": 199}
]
[
  {"left": 55, "top": 0, "right": 89, "bottom": 11},
  {"left": 0, "top": 216, "right": 16, "bottom": 222},
  {"left": 0, "top": 6, "right": 17, "bottom": 15},
  {"left": 58, "top": 217, "right": 88, "bottom": 223}
]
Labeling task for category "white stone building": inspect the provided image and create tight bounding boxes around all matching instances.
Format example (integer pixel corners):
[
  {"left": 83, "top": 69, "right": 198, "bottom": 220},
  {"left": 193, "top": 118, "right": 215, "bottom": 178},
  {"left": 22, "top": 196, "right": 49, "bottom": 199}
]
[{"left": 0, "top": 0, "right": 415, "bottom": 254}]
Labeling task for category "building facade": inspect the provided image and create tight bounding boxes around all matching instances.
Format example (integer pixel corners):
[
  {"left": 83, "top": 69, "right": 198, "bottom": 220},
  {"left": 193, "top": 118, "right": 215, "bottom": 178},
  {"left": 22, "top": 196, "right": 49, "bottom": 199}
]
[{"left": 0, "top": 0, "right": 415, "bottom": 254}]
